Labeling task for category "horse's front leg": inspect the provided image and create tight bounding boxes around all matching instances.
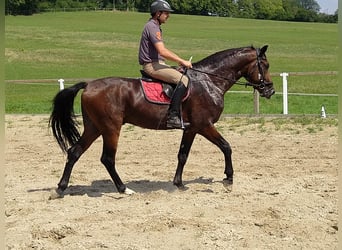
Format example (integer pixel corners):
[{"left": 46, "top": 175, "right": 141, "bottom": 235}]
[
  {"left": 173, "top": 131, "right": 196, "bottom": 188},
  {"left": 199, "top": 125, "right": 233, "bottom": 185}
]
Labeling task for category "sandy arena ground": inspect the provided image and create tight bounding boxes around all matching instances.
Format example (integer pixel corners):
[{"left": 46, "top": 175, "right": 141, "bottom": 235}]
[{"left": 5, "top": 115, "right": 338, "bottom": 249}]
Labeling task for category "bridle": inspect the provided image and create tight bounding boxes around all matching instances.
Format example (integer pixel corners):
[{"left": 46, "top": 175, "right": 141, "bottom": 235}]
[
  {"left": 188, "top": 48, "right": 272, "bottom": 90},
  {"left": 245, "top": 48, "right": 273, "bottom": 90}
]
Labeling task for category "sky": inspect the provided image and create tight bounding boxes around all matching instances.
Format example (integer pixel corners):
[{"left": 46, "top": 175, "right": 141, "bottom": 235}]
[{"left": 316, "top": 0, "right": 338, "bottom": 14}]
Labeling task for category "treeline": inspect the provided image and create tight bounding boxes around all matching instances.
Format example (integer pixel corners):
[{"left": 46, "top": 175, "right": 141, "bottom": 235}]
[{"left": 5, "top": 0, "right": 338, "bottom": 23}]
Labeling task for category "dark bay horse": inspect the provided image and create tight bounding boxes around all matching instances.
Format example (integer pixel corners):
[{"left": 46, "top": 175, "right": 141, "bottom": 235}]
[{"left": 50, "top": 45, "right": 274, "bottom": 196}]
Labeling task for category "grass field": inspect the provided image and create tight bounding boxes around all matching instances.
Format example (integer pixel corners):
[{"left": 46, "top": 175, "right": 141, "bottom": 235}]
[{"left": 5, "top": 11, "right": 338, "bottom": 114}]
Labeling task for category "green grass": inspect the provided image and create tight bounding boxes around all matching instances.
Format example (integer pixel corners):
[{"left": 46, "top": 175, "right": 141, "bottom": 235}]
[
  {"left": 5, "top": 83, "right": 82, "bottom": 114},
  {"left": 5, "top": 11, "right": 338, "bottom": 114},
  {"left": 224, "top": 92, "right": 338, "bottom": 115}
]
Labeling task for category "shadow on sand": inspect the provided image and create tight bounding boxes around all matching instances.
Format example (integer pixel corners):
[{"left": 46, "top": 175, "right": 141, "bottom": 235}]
[{"left": 27, "top": 177, "right": 223, "bottom": 198}]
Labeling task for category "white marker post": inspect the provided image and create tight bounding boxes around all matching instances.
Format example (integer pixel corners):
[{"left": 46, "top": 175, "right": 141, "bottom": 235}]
[
  {"left": 280, "top": 73, "right": 289, "bottom": 115},
  {"left": 58, "top": 79, "right": 65, "bottom": 90},
  {"left": 321, "top": 105, "right": 326, "bottom": 118}
]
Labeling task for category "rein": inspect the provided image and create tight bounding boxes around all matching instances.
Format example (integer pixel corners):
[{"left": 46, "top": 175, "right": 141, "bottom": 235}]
[
  {"left": 188, "top": 68, "right": 254, "bottom": 88},
  {"left": 188, "top": 48, "right": 269, "bottom": 89}
]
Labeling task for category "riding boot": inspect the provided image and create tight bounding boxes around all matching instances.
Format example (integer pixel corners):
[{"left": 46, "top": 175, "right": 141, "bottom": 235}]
[{"left": 166, "top": 83, "right": 190, "bottom": 129}]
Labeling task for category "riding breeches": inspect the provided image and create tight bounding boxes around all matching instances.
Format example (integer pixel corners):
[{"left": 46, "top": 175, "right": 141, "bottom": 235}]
[{"left": 142, "top": 61, "right": 189, "bottom": 87}]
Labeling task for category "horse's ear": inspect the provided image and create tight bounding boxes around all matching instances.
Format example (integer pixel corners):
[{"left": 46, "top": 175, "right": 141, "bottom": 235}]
[{"left": 260, "top": 45, "right": 268, "bottom": 56}]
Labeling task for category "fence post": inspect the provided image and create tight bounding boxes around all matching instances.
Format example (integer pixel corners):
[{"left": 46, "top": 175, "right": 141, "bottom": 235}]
[
  {"left": 280, "top": 72, "right": 289, "bottom": 115},
  {"left": 58, "top": 79, "right": 64, "bottom": 90},
  {"left": 254, "top": 90, "right": 260, "bottom": 114}
]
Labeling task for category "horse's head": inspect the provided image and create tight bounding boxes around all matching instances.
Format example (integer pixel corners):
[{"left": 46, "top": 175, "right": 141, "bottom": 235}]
[{"left": 244, "top": 45, "right": 275, "bottom": 99}]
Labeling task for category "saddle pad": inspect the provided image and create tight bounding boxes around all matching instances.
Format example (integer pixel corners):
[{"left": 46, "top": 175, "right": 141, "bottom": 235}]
[{"left": 140, "top": 79, "right": 190, "bottom": 105}]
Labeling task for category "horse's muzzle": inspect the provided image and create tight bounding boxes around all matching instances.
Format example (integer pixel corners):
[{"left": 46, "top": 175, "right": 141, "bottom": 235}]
[
  {"left": 259, "top": 82, "right": 275, "bottom": 99},
  {"left": 263, "top": 88, "right": 275, "bottom": 99}
]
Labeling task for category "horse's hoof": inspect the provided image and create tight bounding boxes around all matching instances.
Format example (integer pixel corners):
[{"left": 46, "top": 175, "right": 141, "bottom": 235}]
[
  {"left": 223, "top": 178, "right": 233, "bottom": 192},
  {"left": 49, "top": 188, "right": 64, "bottom": 200},
  {"left": 175, "top": 183, "right": 188, "bottom": 191},
  {"left": 223, "top": 177, "right": 233, "bottom": 185},
  {"left": 178, "top": 186, "right": 188, "bottom": 191},
  {"left": 124, "top": 187, "right": 136, "bottom": 195}
]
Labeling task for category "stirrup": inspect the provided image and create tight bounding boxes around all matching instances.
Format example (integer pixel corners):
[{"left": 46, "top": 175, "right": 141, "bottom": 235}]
[{"left": 166, "top": 115, "right": 190, "bottom": 129}]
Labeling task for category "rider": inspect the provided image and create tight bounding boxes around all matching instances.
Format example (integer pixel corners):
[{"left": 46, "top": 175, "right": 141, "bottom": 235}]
[{"left": 138, "top": 0, "right": 192, "bottom": 129}]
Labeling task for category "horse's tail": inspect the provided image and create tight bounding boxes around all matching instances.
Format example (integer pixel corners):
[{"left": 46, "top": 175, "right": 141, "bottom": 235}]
[{"left": 49, "top": 82, "right": 87, "bottom": 153}]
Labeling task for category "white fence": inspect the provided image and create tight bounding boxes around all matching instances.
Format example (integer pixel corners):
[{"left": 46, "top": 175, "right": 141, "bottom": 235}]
[
  {"left": 251, "top": 71, "right": 337, "bottom": 115},
  {"left": 278, "top": 71, "right": 337, "bottom": 115},
  {"left": 6, "top": 71, "right": 338, "bottom": 115}
]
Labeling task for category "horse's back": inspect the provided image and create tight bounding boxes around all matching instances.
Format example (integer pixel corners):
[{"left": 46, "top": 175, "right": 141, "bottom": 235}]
[
  {"left": 81, "top": 77, "right": 139, "bottom": 119},
  {"left": 84, "top": 76, "right": 138, "bottom": 94},
  {"left": 81, "top": 77, "right": 169, "bottom": 129},
  {"left": 82, "top": 77, "right": 141, "bottom": 103}
]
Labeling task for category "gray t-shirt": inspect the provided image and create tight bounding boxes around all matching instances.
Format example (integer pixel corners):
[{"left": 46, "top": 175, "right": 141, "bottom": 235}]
[{"left": 139, "top": 19, "right": 164, "bottom": 65}]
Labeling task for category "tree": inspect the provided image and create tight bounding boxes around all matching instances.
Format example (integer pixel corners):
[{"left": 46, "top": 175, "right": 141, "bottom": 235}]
[
  {"left": 135, "top": 0, "right": 152, "bottom": 12},
  {"left": 254, "top": 0, "right": 284, "bottom": 20},
  {"left": 281, "top": 0, "right": 300, "bottom": 20},
  {"left": 298, "top": 0, "right": 320, "bottom": 12},
  {"left": 6, "top": 0, "right": 39, "bottom": 15},
  {"left": 236, "top": 0, "right": 256, "bottom": 18},
  {"left": 294, "top": 8, "right": 318, "bottom": 22},
  {"left": 5, "top": 0, "right": 337, "bottom": 23},
  {"left": 317, "top": 10, "right": 338, "bottom": 23}
]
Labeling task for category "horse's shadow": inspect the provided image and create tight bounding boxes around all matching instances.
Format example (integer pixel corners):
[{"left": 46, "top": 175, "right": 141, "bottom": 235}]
[{"left": 28, "top": 177, "right": 217, "bottom": 198}]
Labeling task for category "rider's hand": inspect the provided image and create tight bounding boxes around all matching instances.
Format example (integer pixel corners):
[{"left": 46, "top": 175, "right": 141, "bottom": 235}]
[{"left": 179, "top": 59, "right": 192, "bottom": 69}]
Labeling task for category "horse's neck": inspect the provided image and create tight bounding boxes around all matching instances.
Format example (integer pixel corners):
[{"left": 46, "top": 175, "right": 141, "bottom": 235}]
[
  {"left": 196, "top": 63, "right": 239, "bottom": 93},
  {"left": 213, "top": 51, "right": 254, "bottom": 91},
  {"left": 193, "top": 48, "right": 255, "bottom": 93}
]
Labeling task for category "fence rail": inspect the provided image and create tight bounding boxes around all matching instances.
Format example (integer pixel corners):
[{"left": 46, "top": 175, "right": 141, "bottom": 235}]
[
  {"left": 5, "top": 71, "right": 337, "bottom": 115},
  {"left": 275, "top": 71, "right": 337, "bottom": 76}
]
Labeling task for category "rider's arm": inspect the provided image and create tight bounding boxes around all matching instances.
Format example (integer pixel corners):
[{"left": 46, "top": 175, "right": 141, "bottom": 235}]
[{"left": 154, "top": 42, "right": 192, "bottom": 68}]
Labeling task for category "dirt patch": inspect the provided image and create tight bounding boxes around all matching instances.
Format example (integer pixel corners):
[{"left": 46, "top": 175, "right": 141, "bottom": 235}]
[{"left": 5, "top": 115, "right": 337, "bottom": 249}]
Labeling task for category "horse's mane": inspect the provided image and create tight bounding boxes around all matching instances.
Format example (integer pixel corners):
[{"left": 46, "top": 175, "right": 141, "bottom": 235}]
[{"left": 194, "top": 46, "right": 255, "bottom": 68}]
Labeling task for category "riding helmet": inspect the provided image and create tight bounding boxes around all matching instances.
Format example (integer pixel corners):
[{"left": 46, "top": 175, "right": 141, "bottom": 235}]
[{"left": 150, "top": 0, "right": 174, "bottom": 14}]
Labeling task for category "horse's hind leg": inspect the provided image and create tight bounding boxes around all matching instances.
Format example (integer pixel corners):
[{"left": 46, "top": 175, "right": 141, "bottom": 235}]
[
  {"left": 100, "top": 131, "right": 134, "bottom": 194},
  {"left": 57, "top": 144, "right": 83, "bottom": 194},
  {"left": 55, "top": 125, "right": 100, "bottom": 196}
]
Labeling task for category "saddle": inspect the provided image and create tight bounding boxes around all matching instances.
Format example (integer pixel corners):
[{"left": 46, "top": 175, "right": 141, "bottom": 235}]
[{"left": 139, "top": 70, "right": 190, "bottom": 105}]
